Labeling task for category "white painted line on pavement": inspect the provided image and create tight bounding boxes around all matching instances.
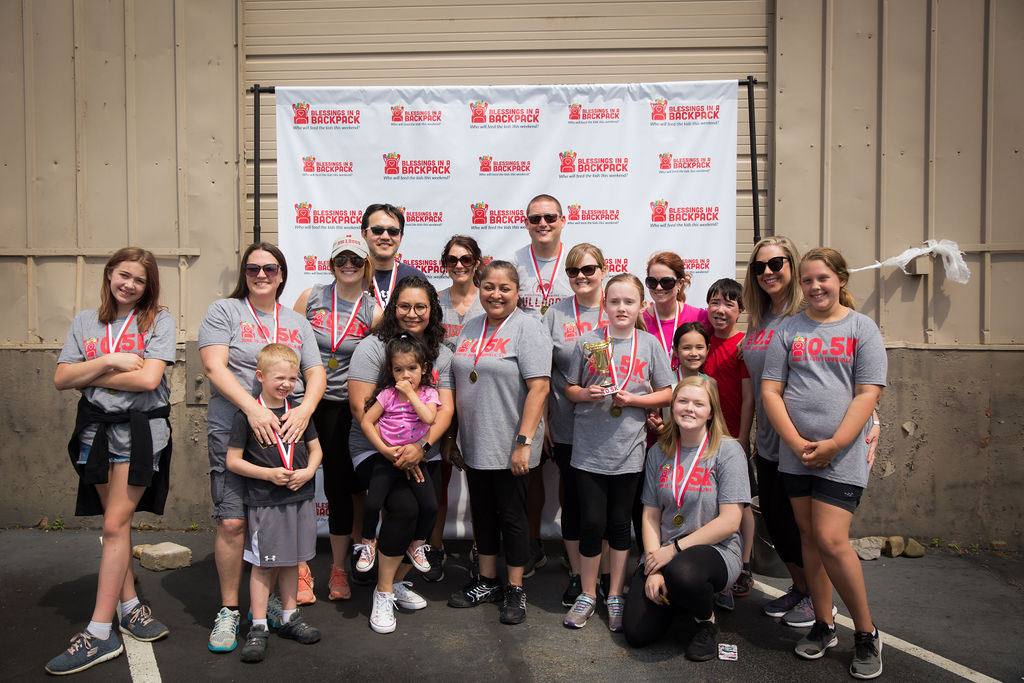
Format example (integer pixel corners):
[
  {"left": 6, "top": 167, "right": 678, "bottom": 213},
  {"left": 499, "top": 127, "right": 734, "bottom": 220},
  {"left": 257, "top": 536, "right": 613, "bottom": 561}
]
[
  {"left": 123, "top": 633, "right": 162, "bottom": 683},
  {"left": 754, "top": 581, "right": 1000, "bottom": 683}
]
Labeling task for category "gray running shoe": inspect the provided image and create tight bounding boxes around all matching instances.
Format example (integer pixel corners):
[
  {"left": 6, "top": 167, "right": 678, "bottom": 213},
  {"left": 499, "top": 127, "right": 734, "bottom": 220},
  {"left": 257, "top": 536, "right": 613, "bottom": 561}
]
[
  {"left": 45, "top": 630, "right": 123, "bottom": 675},
  {"left": 606, "top": 596, "right": 625, "bottom": 633},
  {"left": 247, "top": 592, "right": 283, "bottom": 629},
  {"left": 763, "top": 584, "right": 805, "bottom": 617},
  {"left": 277, "top": 611, "right": 320, "bottom": 644},
  {"left": 239, "top": 625, "right": 268, "bottom": 663},
  {"left": 563, "top": 593, "right": 597, "bottom": 629},
  {"left": 850, "top": 629, "right": 883, "bottom": 679},
  {"left": 715, "top": 588, "right": 735, "bottom": 611},
  {"left": 523, "top": 539, "right": 547, "bottom": 579},
  {"left": 208, "top": 607, "right": 240, "bottom": 652},
  {"left": 119, "top": 603, "right": 169, "bottom": 642},
  {"left": 783, "top": 596, "right": 837, "bottom": 628},
  {"left": 794, "top": 620, "right": 838, "bottom": 660}
]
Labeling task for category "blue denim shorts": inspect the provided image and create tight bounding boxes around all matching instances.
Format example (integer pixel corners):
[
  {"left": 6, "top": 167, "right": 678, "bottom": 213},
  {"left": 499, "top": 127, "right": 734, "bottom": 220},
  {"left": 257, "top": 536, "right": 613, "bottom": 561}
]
[{"left": 77, "top": 442, "right": 161, "bottom": 471}]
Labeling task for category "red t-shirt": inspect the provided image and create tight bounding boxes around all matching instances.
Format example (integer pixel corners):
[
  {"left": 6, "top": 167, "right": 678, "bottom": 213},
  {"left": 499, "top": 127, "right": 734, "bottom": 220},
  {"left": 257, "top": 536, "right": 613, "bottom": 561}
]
[{"left": 703, "top": 331, "right": 749, "bottom": 438}]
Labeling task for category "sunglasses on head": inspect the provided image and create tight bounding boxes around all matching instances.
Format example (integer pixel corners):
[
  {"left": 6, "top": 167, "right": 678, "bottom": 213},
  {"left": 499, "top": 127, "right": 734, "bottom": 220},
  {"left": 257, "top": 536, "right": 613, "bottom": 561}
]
[
  {"left": 565, "top": 264, "right": 600, "bottom": 278},
  {"left": 244, "top": 263, "right": 280, "bottom": 277},
  {"left": 444, "top": 254, "right": 476, "bottom": 267},
  {"left": 750, "top": 256, "right": 790, "bottom": 276},
  {"left": 333, "top": 254, "right": 365, "bottom": 268},
  {"left": 367, "top": 226, "right": 402, "bottom": 237},
  {"left": 526, "top": 213, "right": 560, "bottom": 225},
  {"left": 645, "top": 276, "right": 678, "bottom": 291}
]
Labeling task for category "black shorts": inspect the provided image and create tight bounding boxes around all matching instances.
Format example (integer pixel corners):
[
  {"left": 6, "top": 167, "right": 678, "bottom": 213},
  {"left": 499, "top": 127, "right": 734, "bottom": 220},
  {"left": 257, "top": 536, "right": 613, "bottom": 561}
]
[{"left": 781, "top": 473, "right": 863, "bottom": 513}]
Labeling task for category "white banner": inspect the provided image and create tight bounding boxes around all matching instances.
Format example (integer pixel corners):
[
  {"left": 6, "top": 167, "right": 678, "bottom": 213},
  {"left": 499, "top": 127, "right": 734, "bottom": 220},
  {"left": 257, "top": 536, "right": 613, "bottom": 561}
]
[{"left": 275, "top": 81, "right": 738, "bottom": 537}]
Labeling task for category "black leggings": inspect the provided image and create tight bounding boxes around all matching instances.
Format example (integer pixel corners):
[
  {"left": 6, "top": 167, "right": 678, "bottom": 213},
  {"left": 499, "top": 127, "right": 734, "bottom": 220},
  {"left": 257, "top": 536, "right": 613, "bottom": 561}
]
[
  {"left": 575, "top": 468, "right": 641, "bottom": 557},
  {"left": 755, "top": 454, "right": 803, "bottom": 566},
  {"left": 355, "top": 457, "right": 420, "bottom": 558},
  {"left": 361, "top": 453, "right": 438, "bottom": 543},
  {"left": 552, "top": 443, "right": 580, "bottom": 541},
  {"left": 623, "top": 545, "right": 729, "bottom": 648},
  {"left": 311, "top": 399, "right": 356, "bottom": 536},
  {"left": 465, "top": 467, "right": 530, "bottom": 569}
]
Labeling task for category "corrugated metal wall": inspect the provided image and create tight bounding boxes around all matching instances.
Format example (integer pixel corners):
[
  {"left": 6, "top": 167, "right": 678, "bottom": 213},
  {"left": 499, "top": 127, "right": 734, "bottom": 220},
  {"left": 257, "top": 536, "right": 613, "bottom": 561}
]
[{"left": 240, "top": 0, "right": 772, "bottom": 267}]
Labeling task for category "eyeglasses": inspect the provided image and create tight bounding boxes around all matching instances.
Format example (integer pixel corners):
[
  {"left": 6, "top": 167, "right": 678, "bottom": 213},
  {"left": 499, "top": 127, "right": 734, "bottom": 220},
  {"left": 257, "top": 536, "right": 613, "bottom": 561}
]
[
  {"left": 396, "top": 303, "right": 430, "bottom": 315},
  {"left": 244, "top": 263, "right": 280, "bottom": 277},
  {"left": 444, "top": 254, "right": 476, "bottom": 268},
  {"left": 333, "top": 255, "right": 365, "bottom": 268},
  {"left": 526, "top": 213, "right": 560, "bottom": 225},
  {"left": 750, "top": 256, "right": 791, "bottom": 276},
  {"left": 645, "top": 276, "right": 679, "bottom": 291},
  {"left": 565, "top": 264, "right": 600, "bottom": 278},
  {"left": 366, "top": 226, "right": 402, "bottom": 237}
]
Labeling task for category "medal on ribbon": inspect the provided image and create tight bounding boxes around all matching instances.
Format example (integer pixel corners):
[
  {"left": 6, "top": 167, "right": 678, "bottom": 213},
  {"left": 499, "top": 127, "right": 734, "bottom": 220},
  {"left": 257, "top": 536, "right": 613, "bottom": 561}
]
[
  {"left": 530, "top": 244, "right": 563, "bottom": 314},
  {"left": 257, "top": 395, "right": 294, "bottom": 470},
  {"left": 329, "top": 284, "right": 361, "bottom": 372},
  {"left": 671, "top": 431, "right": 708, "bottom": 528},
  {"left": 373, "top": 263, "right": 399, "bottom": 310},
  {"left": 605, "top": 328, "right": 638, "bottom": 418},
  {"left": 470, "top": 311, "right": 515, "bottom": 383}
]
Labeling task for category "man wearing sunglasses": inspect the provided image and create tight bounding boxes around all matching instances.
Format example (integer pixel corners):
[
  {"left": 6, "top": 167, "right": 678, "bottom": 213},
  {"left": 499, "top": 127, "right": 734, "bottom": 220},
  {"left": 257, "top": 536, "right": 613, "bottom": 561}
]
[
  {"left": 510, "top": 194, "right": 573, "bottom": 318},
  {"left": 360, "top": 203, "right": 428, "bottom": 310}
]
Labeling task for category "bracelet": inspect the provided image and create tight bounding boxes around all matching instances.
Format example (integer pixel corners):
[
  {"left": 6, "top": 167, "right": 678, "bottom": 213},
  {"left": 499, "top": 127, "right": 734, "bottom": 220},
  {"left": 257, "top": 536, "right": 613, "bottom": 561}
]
[{"left": 674, "top": 538, "right": 683, "bottom": 553}]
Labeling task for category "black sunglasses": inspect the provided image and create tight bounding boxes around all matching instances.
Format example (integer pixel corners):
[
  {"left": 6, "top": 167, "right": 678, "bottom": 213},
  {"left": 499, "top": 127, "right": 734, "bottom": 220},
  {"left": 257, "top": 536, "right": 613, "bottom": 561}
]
[
  {"left": 566, "top": 264, "right": 600, "bottom": 278},
  {"left": 244, "top": 263, "right": 280, "bottom": 277},
  {"left": 645, "top": 276, "right": 678, "bottom": 290},
  {"left": 366, "top": 226, "right": 402, "bottom": 237},
  {"left": 444, "top": 254, "right": 476, "bottom": 267},
  {"left": 333, "top": 255, "right": 365, "bottom": 268},
  {"left": 526, "top": 213, "right": 560, "bottom": 225},
  {"left": 750, "top": 256, "right": 790, "bottom": 276}
]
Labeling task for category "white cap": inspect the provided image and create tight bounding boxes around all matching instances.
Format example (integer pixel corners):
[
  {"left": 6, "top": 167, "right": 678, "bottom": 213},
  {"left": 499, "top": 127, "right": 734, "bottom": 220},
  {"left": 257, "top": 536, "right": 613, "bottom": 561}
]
[{"left": 330, "top": 234, "right": 368, "bottom": 260}]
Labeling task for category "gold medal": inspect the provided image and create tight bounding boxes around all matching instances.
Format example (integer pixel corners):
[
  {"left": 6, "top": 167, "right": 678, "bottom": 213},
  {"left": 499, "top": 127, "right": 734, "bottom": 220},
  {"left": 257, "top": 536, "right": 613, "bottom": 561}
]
[
  {"left": 108, "top": 388, "right": 119, "bottom": 395},
  {"left": 328, "top": 357, "right": 339, "bottom": 370},
  {"left": 540, "top": 304, "right": 549, "bottom": 315},
  {"left": 469, "top": 370, "right": 478, "bottom": 383},
  {"left": 673, "top": 513, "right": 684, "bottom": 527},
  {"left": 610, "top": 405, "right": 622, "bottom": 418}
]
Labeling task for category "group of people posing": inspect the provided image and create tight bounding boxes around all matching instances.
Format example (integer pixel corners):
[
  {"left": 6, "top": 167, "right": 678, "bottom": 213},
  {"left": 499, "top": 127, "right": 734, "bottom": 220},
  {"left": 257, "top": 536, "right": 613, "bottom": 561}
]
[{"left": 47, "top": 194, "right": 887, "bottom": 680}]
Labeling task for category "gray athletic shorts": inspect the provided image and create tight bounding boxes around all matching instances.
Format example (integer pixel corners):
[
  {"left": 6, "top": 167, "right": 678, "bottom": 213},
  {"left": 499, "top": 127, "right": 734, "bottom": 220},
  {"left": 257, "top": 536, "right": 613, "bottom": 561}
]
[
  {"left": 208, "top": 431, "right": 246, "bottom": 521},
  {"left": 244, "top": 499, "right": 316, "bottom": 568}
]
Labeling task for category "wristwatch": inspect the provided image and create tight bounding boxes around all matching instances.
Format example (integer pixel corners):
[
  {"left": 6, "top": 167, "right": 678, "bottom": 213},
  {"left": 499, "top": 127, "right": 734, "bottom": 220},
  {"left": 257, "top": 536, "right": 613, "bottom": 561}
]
[
  {"left": 417, "top": 437, "right": 432, "bottom": 452},
  {"left": 515, "top": 434, "right": 533, "bottom": 446}
]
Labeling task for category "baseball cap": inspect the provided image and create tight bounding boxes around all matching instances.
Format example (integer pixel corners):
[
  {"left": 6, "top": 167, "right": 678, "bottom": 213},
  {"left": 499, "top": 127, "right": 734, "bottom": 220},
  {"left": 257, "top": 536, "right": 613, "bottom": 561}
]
[{"left": 330, "top": 234, "right": 369, "bottom": 260}]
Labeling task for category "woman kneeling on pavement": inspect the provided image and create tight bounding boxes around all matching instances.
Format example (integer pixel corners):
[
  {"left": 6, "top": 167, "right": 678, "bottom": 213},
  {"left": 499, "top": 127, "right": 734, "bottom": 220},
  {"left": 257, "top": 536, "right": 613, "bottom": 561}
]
[{"left": 623, "top": 376, "right": 750, "bottom": 661}]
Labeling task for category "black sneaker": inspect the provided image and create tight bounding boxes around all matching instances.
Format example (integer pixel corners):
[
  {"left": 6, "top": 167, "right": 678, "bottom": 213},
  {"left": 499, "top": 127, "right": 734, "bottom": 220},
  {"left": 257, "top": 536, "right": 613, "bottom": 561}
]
[
  {"left": 499, "top": 585, "right": 527, "bottom": 625},
  {"left": 685, "top": 620, "right": 720, "bottom": 662},
  {"left": 276, "top": 612, "right": 320, "bottom": 644},
  {"left": 348, "top": 544, "right": 376, "bottom": 586},
  {"left": 422, "top": 545, "right": 446, "bottom": 583},
  {"left": 795, "top": 620, "right": 838, "bottom": 660},
  {"left": 561, "top": 573, "right": 583, "bottom": 608},
  {"left": 850, "top": 629, "right": 883, "bottom": 679},
  {"left": 239, "top": 625, "right": 269, "bottom": 663},
  {"left": 447, "top": 576, "right": 501, "bottom": 608},
  {"left": 522, "top": 539, "right": 547, "bottom": 578}
]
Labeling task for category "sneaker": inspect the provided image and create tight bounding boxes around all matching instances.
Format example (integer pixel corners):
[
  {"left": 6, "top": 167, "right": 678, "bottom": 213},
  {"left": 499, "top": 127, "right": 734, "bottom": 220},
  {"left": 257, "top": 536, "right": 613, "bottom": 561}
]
[
  {"left": 348, "top": 544, "right": 375, "bottom": 586},
  {"left": 407, "top": 543, "right": 431, "bottom": 573},
  {"left": 422, "top": 545, "right": 446, "bottom": 582},
  {"left": 208, "top": 607, "right": 241, "bottom": 652},
  {"left": 448, "top": 576, "right": 502, "bottom": 608},
  {"left": 297, "top": 563, "right": 316, "bottom": 605},
  {"left": 850, "top": 629, "right": 883, "bottom": 679},
  {"left": 782, "top": 596, "right": 838, "bottom": 628},
  {"left": 469, "top": 544, "right": 480, "bottom": 580},
  {"left": 247, "top": 593, "right": 283, "bottom": 630},
  {"left": 239, "top": 625, "right": 269, "bottom": 663},
  {"left": 277, "top": 611, "right": 320, "bottom": 644},
  {"left": 523, "top": 539, "right": 547, "bottom": 578},
  {"left": 393, "top": 581, "right": 427, "bottom": 610},
  {"left": 715, "top": 588, "right": 735, "bottom": 611},
  {"left": 328, "top": 565, "right": 351, "bottom": 601},
  {"left": 685, "top": 619, "right": 720, "bottom": 662},
  {"left": 606, "top": 596, "right": 625, "bottom": 633},
  {"left": 499, "top": 584, "right": 527, "bottom": 625},
  {"left": 119, "top": 603, "right": 169, "bottom": 642},
  {"left": 763, "top": 584, "right": 806, "bottom": 618},
  {"left": 561, "top": 573, "right": 583, "bottom": 608},
  {"left": 563, "top": 593, "right": 597, "bottom": 629},
  {"left": 794, "top": 620, "right": 838, "bottom": 660},
  {"left": 369, "top": 590, "right": 397, "bottom": 634},
  {"left": 732, "top": 569, "right": 753, "bottom": 597},
  {"left": 45, "top": 630, "right": 123, "bottom": 675},
  {"left": 355, "top": 542, "right": 377, "bottom": 573}
]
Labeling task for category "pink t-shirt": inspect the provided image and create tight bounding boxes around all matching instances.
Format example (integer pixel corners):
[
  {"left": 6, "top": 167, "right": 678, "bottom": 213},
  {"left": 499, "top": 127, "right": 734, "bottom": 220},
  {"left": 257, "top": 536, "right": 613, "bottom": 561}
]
[
  {"left": 642, "top": 303, "right": 711, "bottom": 362},
  {"left": 375, "top": 385, "right": 441, "bottom": 446}
]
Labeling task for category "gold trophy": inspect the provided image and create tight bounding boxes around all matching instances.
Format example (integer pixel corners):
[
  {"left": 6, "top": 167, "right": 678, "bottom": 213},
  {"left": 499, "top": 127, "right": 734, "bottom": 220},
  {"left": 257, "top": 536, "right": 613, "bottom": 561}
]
[{"left": 582, "top": 340, "right": 620, "bottom": 405}]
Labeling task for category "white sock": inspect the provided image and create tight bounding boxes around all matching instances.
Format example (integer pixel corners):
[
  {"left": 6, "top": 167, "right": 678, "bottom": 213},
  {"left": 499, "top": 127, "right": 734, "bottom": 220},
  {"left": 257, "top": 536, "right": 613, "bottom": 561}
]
[
  {"left": 253, "top": 618, "right": 268, "bottom": 629},
  {"left": 120, "top": 597, "right": 140, "bottom": 616},
  {"left": 86, "top": 621, "right": 112, "bottom": 639},
  {"left": 282, "top": 608, "right": 297, "bottom": 624}
]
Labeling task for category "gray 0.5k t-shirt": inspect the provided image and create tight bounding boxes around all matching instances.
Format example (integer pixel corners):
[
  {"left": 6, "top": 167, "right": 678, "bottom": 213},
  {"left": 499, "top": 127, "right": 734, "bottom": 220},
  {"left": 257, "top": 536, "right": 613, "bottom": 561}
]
[
  {"left": 451, "top": 311, "right": 553, "bottom": 470},
  {"left": 567, "top": 329, "right": 674, "bottom": 475},
  {"left": 762, "top": 310, "right": 888, "bottom": 488},
  {"left": 58, "top": 309, "right": 175, "bottom": 455},
  {"left": 304, "top": 284, "right": 375, "bottom": 402},
  {"left": 742, "top": 311, "right": 785, "bottom": 462},
  {"left": 642, "top": 438, "right": 751, "bottom": 588},
  {"left": 543, "top": 296, "right": 607, "bottom": 445},
  {"left": 510, "top": 244, "right": 574, "bottom": 318}
]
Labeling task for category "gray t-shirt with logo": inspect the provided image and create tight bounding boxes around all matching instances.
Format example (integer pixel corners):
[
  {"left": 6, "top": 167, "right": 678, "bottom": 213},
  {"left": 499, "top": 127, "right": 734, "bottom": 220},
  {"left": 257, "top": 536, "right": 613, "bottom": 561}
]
[
  {"left": 304, "top": 284, "right": 375, "bottom": 402},
  {"left": 58, "top": 309, "right": 175, "bottom": 455},
  {"left": 642, "top": 438, "right": 751, "bottom": 587},
  {"left": 567, "top": 329, "right": 674, "bottom": 474},
  {"left": 438, "top": 287, "right": 485, "bottom": 352},
  {"left": 542, "top": 296, "right": 607, "bottom": 445},
  {"left": 451, "top": 311, "right": 553, "bottom": 470},
  {"left": 510, "top": 244, "right": 574, "bottom": 318},
  {"left": 742, "top": 311, "right": 785, "bottom": 462},
  {"left": 762, "top": 310, "right": 888, "bottom": 487}
]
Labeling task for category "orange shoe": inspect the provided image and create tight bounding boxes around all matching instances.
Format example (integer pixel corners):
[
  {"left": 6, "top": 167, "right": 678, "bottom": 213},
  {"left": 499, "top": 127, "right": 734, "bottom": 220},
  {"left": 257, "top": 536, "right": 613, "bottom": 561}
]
[
  {"left": 297, "top": 563, "right": 316, "bottom": 605},
  {"left": 328, "top": 564, "right": 351, "bottom": 601}
]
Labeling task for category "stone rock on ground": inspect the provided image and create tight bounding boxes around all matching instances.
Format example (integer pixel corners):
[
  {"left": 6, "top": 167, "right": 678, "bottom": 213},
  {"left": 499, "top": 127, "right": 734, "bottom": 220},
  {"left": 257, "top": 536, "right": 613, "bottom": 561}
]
[
  {"left": 851, "top": 536, "right": 885, "bottom": 561},
  {"left": 139, "top": 542, "right": 192, "bottom": 571},
  {"left": 883, "top": 536, "right": 906, "bottom": 557},
  {"left": 903, "top": 538, "right": 925, "bottom": 558},
  {"left": 132, "top": 544, "right": 152, "bottom": 559}
]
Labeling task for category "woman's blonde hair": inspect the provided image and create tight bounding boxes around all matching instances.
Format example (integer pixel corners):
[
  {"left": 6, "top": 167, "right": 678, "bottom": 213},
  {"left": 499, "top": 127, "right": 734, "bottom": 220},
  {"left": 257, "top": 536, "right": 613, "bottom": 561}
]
[
  {"left": 604, "top": 273, "right": 646, "bottom": 332},
  {"left": 742, "top": 236, "right": 803, "bottom": 330},
  {"left": 565, "top": 242, "right": 606, "bottom": 271},
  {"left": 658, "top": 376, "right": 732, "bottom": 461},
  {"left": 800, "top": 247, "right": 856, "bottom": 309}
]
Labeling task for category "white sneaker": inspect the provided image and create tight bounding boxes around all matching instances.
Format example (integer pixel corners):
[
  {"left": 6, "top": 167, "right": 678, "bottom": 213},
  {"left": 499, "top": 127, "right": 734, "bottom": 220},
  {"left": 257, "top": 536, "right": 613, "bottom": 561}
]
[
  {"left": 370, "top": 590, "right": 396, "bottom": 634},
  {"left": 393, "top": 581, "right": 427, "bottom": 610},
  {"left": 407, "top": 543, "right": 432, "bottom": 573},
  {"left": 355, "top": 542, "right": 377, "bottom": 573}
]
